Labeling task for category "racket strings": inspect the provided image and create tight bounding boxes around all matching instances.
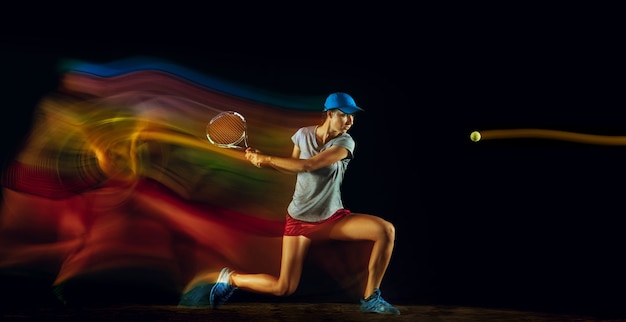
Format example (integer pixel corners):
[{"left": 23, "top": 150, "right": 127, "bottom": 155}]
[{"left": 207, "top": 113, "right": 246, "bottom": 145}]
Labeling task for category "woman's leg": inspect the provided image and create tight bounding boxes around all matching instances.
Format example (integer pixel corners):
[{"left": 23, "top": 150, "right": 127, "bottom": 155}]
[
  {"left": 230, "top": 235, "right": 311, "bottom": 296},
  {"left": 310, "top": 213, "right": 396, "bottom": 299}
]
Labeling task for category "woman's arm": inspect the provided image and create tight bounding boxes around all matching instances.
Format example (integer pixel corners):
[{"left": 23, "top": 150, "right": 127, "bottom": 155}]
[{"left": 245, "top": 145, "right": 348, "bottom": 174}]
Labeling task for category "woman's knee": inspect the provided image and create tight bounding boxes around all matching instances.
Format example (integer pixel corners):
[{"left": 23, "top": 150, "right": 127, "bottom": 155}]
[
  {"left": 274, "top": 283, "right": 298, "bottom": 296},
  {"left": 380, "top": 219, "right": 396, "bottom": 242}
]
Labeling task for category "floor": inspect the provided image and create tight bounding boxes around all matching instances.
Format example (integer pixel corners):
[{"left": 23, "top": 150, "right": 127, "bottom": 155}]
[{"left": 2, "top": 303, "right": 622, "bottom": 322}]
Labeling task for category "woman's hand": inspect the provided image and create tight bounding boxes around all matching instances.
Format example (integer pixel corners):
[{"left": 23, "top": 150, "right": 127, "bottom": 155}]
[{"left": 245, "top": 147, "right": 265, "bottom": 168}]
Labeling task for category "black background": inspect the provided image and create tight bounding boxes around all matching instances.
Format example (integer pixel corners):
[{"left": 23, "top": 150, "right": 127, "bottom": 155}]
[{"left": 2, "top": 3, "right": 625, "bottom": 318}]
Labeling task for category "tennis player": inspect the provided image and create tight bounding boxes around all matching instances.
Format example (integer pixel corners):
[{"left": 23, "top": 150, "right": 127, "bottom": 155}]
[{"left": 206, "top": 92, "right": 400, "bottom": 314}]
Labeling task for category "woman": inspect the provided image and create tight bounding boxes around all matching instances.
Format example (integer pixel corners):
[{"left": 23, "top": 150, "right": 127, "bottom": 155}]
[{"left": 209, "top": 92, "right": 399, "bottom": 314}]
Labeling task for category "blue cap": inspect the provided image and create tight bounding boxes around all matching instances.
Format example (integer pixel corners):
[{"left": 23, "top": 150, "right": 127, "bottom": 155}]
[{"left": 323, "top": 92, "right": 364, "bottom": 114}]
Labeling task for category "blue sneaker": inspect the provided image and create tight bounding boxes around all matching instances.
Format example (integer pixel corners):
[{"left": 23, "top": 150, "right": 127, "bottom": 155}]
[
  {"left": 360, "top": 288, "right": 400, "bottom": 315},
  {"left": 209, "top": 267, "right": 238, "bottom": 308},
  {"left": 178, "top": 282, "right": 212, "bottom": 307}
]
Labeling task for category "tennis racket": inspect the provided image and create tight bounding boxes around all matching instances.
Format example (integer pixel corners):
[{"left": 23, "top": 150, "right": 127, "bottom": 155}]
[{"left": 206, "top": 111, "right": 249, "bottom": 149}]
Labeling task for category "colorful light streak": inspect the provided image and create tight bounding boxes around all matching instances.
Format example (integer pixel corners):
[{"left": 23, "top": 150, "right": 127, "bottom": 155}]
[{"left": 0, "top": 57, "right": 371, "bottom": 301}]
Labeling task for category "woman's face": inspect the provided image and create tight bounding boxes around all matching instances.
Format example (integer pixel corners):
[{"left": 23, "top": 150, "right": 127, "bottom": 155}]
[{"left": 329, "top": 110, "right": 355, "bottom": 133}]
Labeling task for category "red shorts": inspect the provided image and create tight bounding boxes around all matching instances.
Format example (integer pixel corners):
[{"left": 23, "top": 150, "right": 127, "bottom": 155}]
[{"left": 284, "top": 209, "right": 351, "bottom": 238}]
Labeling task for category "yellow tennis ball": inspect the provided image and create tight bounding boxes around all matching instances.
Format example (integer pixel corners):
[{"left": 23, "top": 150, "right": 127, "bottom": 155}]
[{"left": 470, "top": 131, "right": 481, "bottom": 142}]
